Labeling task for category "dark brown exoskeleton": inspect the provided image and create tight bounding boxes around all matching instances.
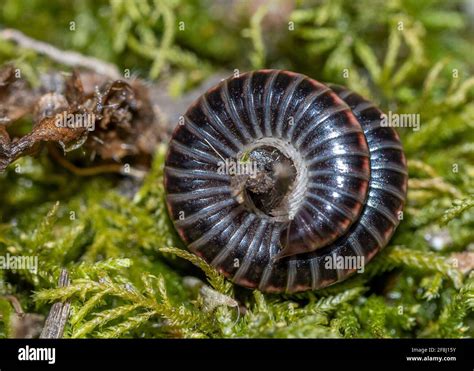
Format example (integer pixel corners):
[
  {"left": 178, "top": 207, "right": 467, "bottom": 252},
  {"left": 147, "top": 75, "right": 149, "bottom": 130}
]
[{"left": 164, "top": 70, "right": 408, "bottom": 293}]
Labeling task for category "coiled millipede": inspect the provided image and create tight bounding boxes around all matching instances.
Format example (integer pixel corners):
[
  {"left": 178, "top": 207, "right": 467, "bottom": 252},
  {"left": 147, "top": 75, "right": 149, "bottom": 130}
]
[{"left": 164, "top": 70, "right": 407, "bottom": 293}]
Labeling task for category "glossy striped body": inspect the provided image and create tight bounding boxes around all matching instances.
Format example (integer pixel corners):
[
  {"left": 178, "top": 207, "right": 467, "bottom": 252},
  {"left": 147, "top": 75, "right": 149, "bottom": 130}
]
[{"left": 164, "top": 70, "right": 407, "bottom": 293}]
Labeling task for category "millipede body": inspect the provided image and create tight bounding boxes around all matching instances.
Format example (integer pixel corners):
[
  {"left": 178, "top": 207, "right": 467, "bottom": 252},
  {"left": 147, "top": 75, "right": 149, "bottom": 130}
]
[{"left": 164, "top": 70, "right": 408, "bottom": 293}]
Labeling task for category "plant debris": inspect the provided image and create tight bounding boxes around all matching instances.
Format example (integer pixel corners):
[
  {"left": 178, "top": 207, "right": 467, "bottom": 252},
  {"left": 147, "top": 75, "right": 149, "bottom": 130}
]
[
  {"left": 0, "top": 64, "right": 161, "bottom": 175},
  {"left": 0, "top": 0, "right": 472, "bottom": 339},
  {"left": 40, "top": 269, "right": 71, "bottom": 339}
]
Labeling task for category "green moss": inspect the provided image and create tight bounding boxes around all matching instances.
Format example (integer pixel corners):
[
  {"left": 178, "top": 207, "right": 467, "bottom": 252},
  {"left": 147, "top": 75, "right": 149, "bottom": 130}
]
[{"left": 0, "top": 0, "right": 473, "bottom": 338}]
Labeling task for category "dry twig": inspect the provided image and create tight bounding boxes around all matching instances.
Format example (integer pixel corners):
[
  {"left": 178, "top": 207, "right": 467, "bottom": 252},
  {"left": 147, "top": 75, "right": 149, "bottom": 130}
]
[{"left": 40, "top": 269, "right": 71, "bottom": 339}]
